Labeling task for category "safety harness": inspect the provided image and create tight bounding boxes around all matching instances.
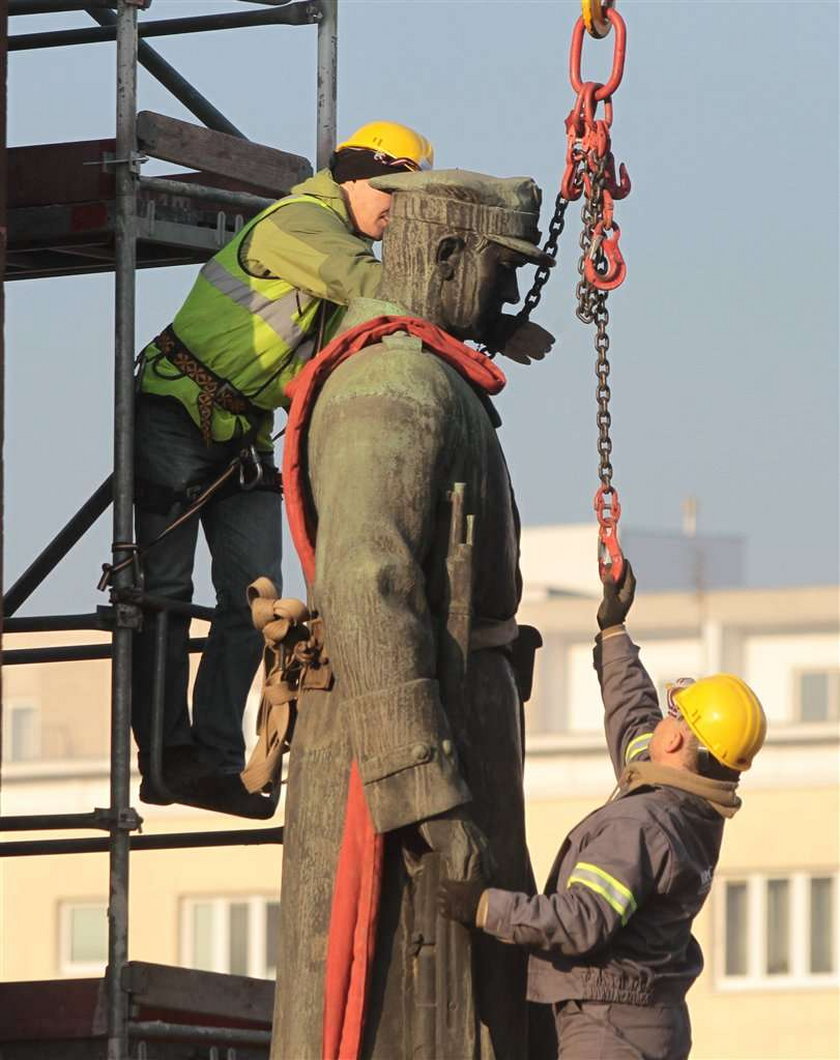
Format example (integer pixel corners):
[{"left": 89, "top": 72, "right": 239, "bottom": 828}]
[{"left": 152, "top": 325, "right": 264, "bottom": 446}]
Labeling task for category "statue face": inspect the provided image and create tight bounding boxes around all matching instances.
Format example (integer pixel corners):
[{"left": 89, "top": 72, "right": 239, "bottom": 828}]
[{"left": 438, "top": 237, "right": 525, "bottom": 343}]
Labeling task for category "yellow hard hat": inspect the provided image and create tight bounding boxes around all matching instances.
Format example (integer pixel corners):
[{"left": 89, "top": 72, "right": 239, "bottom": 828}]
[
  {"left": 673, "top": 674, "right": 767, "bottom": 772},
  {"left": 336, "top": 121, "right": 434, "bottom": 171}
]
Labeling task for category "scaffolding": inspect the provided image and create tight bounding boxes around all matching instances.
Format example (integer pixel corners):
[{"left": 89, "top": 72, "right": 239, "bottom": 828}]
[{"left": 0, "top": 2, "right": 338, "bottom": 1056}]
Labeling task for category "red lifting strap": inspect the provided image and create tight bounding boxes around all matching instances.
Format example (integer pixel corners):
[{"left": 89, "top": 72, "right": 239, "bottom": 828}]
[{"left": 281, "top": 314, "right": 505, "bottom": 1060}]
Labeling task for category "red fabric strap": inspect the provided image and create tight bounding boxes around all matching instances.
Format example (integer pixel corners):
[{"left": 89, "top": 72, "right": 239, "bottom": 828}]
[{"left": 322, "top": 764, "right": 384, "bottom": 1060}]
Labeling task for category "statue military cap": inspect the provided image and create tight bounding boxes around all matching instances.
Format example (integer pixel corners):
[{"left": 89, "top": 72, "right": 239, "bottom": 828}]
[{"left": 370, "top": 168, "right": 555, "bottom": 267}]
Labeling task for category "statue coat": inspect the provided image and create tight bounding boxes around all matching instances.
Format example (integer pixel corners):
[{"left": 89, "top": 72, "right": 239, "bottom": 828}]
[{"left": 272, "top": 299, "right": 535, "bottom": 1059}]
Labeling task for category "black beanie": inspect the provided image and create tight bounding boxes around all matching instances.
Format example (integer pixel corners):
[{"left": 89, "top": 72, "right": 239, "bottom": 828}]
[{"left": 330, "top": 148, "right": 415, "bottom": 184}]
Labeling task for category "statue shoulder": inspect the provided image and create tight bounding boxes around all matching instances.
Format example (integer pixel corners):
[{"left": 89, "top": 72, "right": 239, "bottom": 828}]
[{"left": 317, "top": 334, "right": 465, "bottom": 411}]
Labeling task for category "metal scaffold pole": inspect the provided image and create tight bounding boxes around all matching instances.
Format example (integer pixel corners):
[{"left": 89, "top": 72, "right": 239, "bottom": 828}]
[
  {"left": 107, "top": 1, "right": 140, "bottom": 1055},
  {"left": 316, "top": 0, "right": 337, "bottom": 169}
]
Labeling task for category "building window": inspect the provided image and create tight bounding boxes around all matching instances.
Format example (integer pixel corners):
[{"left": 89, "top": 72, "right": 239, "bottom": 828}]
[
  {"left": 724, "top": 881, "right": 748, "bottom": 976},
  {"left": 181, "top": 896, "right": 279, "bottom": 979},
  {"left": 766, "top": 878, "right": 790, "bottom": 975},
  {"left": 59, "top": 902, "right": 108, "bottom": 975},
  {"left": 718, "top": 874, "right": 838, "bottom": 989},
  {"left": 810, "top": 877, "right": 834, "bottom": 973},
  {"left": 795, "top": 669, "right": 840, "bottom": 723},
  {"left": 3, "top": 701, "right": 40, "bottom": 762}
]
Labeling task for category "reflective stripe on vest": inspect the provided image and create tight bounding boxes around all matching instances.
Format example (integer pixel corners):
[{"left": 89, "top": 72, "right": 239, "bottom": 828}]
[
  {"left": 200, "top": 257, "right": 314, "bottom": 349},
  {"left": 624, "top": 732, "right": 653, "bottom": 764},
  {"left": 567, "top": 861, "right": 638, "bottom": 925},
  {"left": 141, "top": 192, "right": 344, "bottom": 443}
]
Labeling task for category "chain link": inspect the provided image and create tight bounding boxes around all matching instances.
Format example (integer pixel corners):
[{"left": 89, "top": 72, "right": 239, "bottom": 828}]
[
  {"left": 573, "top": 155, "right": 615, "bottom": 491},
  {"left": 515, "top": 192, "right": 570, "bottom": 322},
  {"left": 593, "top": 292, "right": 613, "bottom": 489}
]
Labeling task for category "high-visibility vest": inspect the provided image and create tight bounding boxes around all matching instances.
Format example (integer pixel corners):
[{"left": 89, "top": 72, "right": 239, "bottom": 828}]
[{"left": 140, "top": 194, "right": 344, "bottom": 444}]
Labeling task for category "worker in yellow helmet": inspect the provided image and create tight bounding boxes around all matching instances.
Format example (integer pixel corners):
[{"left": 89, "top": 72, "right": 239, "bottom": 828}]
[
  {"left": 438, "top": 560, "right": 767, "bottom": 1060},
  {"left": 132, "top": 121, "right": 433, "bottom": 819}
]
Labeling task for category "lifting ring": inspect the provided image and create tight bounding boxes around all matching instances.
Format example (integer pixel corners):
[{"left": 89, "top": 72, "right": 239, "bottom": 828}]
[{"left": 570, "top": 8, "right": 627, "bottom": 101}]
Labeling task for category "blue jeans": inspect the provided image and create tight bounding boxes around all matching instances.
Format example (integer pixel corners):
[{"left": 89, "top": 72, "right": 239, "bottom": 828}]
[{"left": 132, "top": 395, "right": 283, "bottom": 774}]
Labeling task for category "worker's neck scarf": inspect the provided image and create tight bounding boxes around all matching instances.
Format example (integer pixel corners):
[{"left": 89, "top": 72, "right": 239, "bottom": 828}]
[{"left": 617, "top": 761, "right": 742, "bottom": 819}]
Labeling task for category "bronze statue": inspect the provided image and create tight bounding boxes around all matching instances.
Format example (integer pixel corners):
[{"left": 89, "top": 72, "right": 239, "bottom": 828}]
[{"left": 271, "top": 170, "right": 556, "bottom": 1059}]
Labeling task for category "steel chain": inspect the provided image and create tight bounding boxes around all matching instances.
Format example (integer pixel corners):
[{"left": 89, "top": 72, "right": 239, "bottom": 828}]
[
  {"left": 593, "top": 292, "right": 613, "bottom": 489},
  {"left": 574, "top": 155, "right": 615, "bottom": 491},
  {"left": 515, "top": 192, "right": 571, "bottom": 322}
]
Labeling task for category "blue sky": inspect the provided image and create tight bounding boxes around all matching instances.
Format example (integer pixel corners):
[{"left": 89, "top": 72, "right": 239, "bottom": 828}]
[{"left": 4, "top": 0, "right": 838, "bottom": 612}]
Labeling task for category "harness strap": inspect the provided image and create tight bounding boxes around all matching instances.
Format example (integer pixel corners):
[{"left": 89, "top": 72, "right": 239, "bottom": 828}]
[{"left": 154, "top": 325, "right": 263, "bottom": 445}]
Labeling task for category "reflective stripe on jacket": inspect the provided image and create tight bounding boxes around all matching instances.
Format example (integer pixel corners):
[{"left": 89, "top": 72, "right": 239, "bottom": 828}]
[
  {"left": 139, "top": 169, "right": 381, "bottom": 447},
  {"left": 482, "top": 631, "right": 726, "bottom": 1007}
]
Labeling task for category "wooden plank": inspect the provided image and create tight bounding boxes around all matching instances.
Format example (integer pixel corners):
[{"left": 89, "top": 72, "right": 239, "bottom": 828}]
[
  {"left": 125, "top": 962, "right": 274, "bottom": 1025},
  {"left": 137, "top": 111, "right": 312, "bottom": 197}
]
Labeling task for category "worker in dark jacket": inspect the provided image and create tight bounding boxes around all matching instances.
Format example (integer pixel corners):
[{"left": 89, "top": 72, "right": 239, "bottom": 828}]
[{"left": 438, "top": 562, "right": 768, "bottom": 1060}]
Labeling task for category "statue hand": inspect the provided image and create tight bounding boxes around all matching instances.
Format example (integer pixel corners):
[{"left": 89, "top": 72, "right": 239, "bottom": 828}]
[
  {"left": 418, "top": 807, "right": 492, "bottom": 882},
  {"left": 486, "top": 314, "right": 556, "bottom": 365}
]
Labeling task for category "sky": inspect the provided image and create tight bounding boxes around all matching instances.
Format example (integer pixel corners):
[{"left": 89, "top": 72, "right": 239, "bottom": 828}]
[{"left": 3, "top": 0, "right": 838, "bottom": 615}]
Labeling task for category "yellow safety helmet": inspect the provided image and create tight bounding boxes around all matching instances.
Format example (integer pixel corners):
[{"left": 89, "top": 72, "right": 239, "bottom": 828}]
[
  {"left": 673, "top": 674, "right": 767, "bottom": 772},
  {"left": 336, "top": 121, "right": 434, "bottom": 171}
]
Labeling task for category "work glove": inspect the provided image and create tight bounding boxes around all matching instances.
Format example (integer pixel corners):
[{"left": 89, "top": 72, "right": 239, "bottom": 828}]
[
  {"left": 597, "top": 559, "right": 636, "bottom": 630},
  {"left": 418, "top": 807, "right": 492, "bottom": 882},
  {"left": 437, "top": 878, "right": 486, "bottom": 926},
  {"left": 486, "top": 314, "right": 555, "bottom": 365}
]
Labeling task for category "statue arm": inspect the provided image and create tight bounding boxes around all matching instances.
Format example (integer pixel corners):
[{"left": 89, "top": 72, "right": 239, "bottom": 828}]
[{"left": 308, "top": 346, "right": 471, "bottom": 833}]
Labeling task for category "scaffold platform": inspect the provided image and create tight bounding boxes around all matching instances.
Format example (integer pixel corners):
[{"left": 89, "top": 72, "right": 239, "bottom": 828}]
[
  {"left": 6, "top": 111, "right": 312, "bottom": 280},
  {"left": 0, "top": 961, "right": 274, "bottom": 1058}
]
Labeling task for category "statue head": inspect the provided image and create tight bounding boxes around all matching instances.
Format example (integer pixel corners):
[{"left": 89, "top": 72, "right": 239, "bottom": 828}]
[{"left": 370, "top": 170, "right": 554, "bottom": 346}]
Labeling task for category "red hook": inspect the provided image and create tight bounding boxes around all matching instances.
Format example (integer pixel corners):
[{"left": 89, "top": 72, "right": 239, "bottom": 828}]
[
  {"left": 569, "top": 9, "right": 627, "bottom": 103},
  {"left": 603, "top": 153, "right": 631, "bottom": 200},
  {"left": 584, "top": 220, "right": 627, "bottom": 290},
  {"left": 594, "top": 485, "right": 624, "bottom": 584}
]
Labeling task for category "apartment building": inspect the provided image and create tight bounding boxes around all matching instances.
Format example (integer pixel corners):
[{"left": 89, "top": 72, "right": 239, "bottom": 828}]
[{"left": 1, "top": 526, "right": 838, "bottom": 1058}]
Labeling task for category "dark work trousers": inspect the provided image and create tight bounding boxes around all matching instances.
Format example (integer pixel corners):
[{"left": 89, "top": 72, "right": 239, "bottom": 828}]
[
  {"left": 554, "top": 999, "right": 692, "bottom": 1060},
  {"left": 132, "top": 395, "right": 283, "bottom": 775}
]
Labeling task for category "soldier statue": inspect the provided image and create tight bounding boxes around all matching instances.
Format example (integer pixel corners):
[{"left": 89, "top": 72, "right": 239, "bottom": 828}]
[{"left": 270, "top": 170, "right": 557, "bottom": 1059}]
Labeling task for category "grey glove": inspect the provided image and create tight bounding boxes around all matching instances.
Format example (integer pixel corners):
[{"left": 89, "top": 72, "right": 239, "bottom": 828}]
[
  {"left": 597, "top": 559, "right": 636, "bottom": 630},
  {"left": 418, "top": 807, "right": 491, "bottom": 882},
  {"left": 486, "top": 314, "right": 555, "bottom": 365}
]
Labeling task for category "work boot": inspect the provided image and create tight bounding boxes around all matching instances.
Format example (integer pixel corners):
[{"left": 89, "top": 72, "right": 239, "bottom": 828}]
[
  {"left": 138, "top": 745, "right": 216, "bottom": 807},
  {"left": 174, "top": 772, "right": 278, "bottom": 820}
]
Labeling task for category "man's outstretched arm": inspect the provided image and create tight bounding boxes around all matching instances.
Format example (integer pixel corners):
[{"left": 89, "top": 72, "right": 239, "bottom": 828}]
[{"left": 594, "top": 563, "right": 663, "bottom": 776}]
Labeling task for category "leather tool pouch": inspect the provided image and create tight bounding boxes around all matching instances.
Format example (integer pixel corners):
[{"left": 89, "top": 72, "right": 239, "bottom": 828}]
[
  {"left": 509, "top": 624, "right": 543, "bottom": 703},
  {"left": 241, "top": 578, "right": 333, "bottom": 794}
]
